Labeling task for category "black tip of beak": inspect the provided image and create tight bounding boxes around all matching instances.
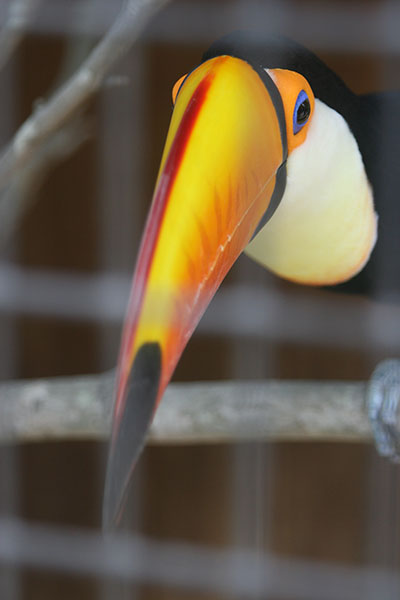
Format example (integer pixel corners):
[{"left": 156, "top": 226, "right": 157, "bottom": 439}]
[{"left": 102, "top": 342, "right": 161, "bottom": 530}]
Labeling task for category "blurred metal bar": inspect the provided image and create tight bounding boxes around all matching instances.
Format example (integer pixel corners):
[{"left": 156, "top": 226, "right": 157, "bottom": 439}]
[
  {"left": 365, "top": 451, "right": 400, "bottom": 592},
  {"left": 0, "top": 262, "right": 398, "bottom": 352},
  {"left": 0, "top": 517, "right": 399, "bottom": 599},
  {"left": 0, "top": 13, "right": 22, "bottom": 597},
  {"left": 0, "top": 0, "right": 40, "bottom": 73},
  {"left": 96, "top": 40, "right": 146, "bottom": 369},
  {"left": 95, "top": 16, "right": 148, "bottom": 598},
  {"left": 7, "top": 0, "right": 400, "bottom": 56},
  {"left": 0, "top": 262, "right": 130, "bottom": 320},
  {"left": 0, "top": 371, "right": 372, "bottom": 444},
  {"left": 0, "top": 0, "right": 122, "bottom": 36}
]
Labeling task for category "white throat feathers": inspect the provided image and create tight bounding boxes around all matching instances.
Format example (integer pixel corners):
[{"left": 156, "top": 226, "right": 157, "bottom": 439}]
[{"left": 245, "top": 98, "right": 378, "bottom": 285}]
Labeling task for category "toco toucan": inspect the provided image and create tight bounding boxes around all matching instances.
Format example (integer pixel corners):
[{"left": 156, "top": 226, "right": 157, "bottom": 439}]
[{"left": 103, "top": 31, "right": 400, "bottom": 528}]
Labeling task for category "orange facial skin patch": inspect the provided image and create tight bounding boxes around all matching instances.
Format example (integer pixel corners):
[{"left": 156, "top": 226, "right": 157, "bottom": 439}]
[{"left": 268, "top": 68, "right": 315, "bottom": 153}]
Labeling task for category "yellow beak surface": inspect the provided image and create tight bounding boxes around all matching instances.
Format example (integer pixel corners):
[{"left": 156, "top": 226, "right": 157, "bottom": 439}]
[{"left": 104, "top": 55, "right": 286, "bottom": 527}]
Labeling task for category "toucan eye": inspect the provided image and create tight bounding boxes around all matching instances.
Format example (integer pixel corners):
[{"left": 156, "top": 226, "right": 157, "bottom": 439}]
[{"left": 293, "top": 90, "right": 311, "bottom": 134}]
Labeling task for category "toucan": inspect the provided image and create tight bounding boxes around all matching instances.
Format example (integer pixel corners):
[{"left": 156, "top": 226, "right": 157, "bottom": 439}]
[{"left": 103, "top": 31, "right": 400, "bottom": 528}]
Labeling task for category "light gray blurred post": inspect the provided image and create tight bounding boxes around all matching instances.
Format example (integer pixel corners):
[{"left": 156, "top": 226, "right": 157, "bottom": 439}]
[
  {"left": 0, "top": 7, "right": 21, "bottom": 600},
  {"left": 97, "top": 11, "right": 149, "bottom": 600}
]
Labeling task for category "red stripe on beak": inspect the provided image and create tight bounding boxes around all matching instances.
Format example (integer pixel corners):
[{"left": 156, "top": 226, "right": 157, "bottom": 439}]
[{"left": 114, "top": 71, "right": 215, "bottom": 431}]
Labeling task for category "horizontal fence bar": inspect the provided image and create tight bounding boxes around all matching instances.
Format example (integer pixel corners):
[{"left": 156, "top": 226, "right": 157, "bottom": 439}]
[
  {"left": 2, "top": 0, "right": 400, "bottom": 56},
  {"left": 0, "top": 517, "right": 399, "bottom": 599},
  {"left": 0, "top": 261, "right": 398, "bottom": 352}
]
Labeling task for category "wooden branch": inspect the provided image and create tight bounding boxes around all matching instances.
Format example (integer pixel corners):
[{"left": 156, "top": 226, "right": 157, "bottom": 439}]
[
  {"left": 0, "top": 115, "right": 92, "bottom": 243},
  {"left": 0, "top": 0, "right": 169, "bottom": 192},
  {"left": 0, "top": 0, "right": 107, "bottom": 244},
  {"left": 0, "top": 371, "right": 372, "bottom": 444}
]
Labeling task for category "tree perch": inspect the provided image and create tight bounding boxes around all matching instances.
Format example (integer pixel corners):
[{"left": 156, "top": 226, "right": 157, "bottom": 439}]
[
  {"left": 0, "top": 0, "right": 169, "bottom": 192},
  {"left": 0, "top": 371, "right": 373, "bottom": 445}
]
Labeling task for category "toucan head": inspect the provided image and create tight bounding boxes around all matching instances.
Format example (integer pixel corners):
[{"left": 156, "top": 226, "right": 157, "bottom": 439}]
[{"left": 103, "top": 31, "right": 377, "bottom": 527}]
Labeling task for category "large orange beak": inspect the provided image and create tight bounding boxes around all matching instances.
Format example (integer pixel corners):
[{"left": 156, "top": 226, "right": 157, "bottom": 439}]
[{"left": 103, "top": 55, "right": 286, "bottom": 527}]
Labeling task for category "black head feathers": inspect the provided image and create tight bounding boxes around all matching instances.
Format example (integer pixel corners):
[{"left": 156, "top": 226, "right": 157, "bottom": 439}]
[{"left": 203, "top": 31, "right": 360, "bottom": 130}]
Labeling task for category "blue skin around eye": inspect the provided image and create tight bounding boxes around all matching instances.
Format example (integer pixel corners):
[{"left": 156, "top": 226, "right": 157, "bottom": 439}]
[{"left": 293, "top": 90, "right": 309, "bottom": 135}]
